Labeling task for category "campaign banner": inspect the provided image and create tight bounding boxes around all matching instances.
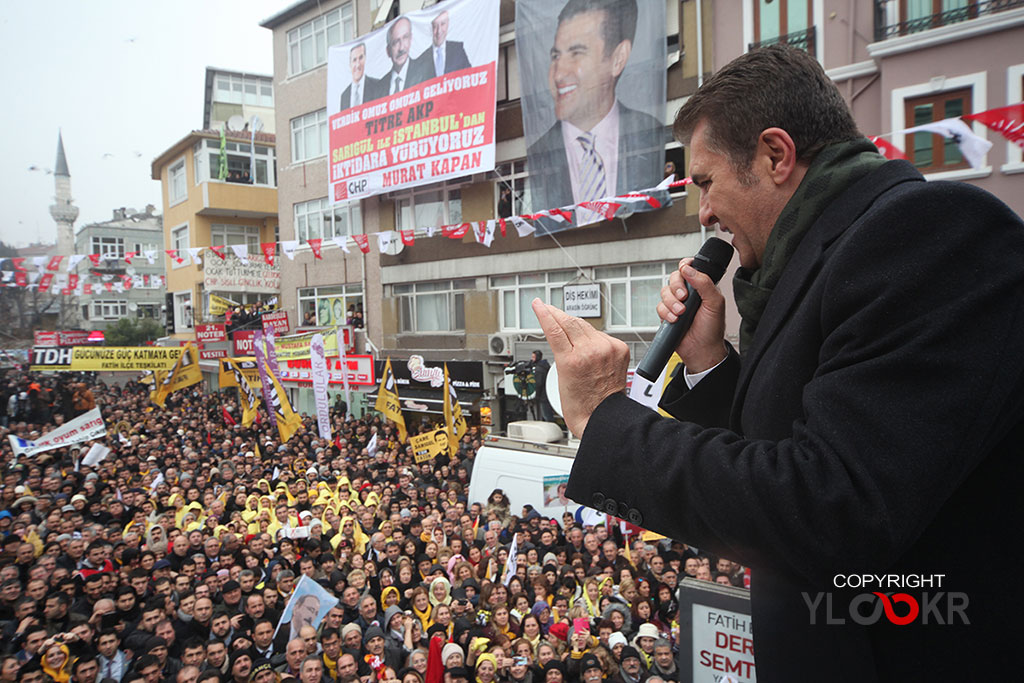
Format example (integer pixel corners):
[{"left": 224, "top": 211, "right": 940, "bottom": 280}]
[
  {"left": 516, "top": 0, "right": 666, "bottom": 231},
  {"left": 201, "top": 348, "right": 228, "bottom": 360},
  {"left": 8, "top": 407, "right": 107, "bottom": 458},
  {"left": 326, "top": 0, "right": 499, "bottom": 203},
  {"left": 316, "top": 296, "right": 349, "bottom": 326},
  {"left": 678, "top": 579, "right": 755, "bottom": 683},
  {"left": 70, "top": 346, "right": 186, "bottom": 372},
  {"left": 195, "top": 323, "right": 227, "bottom": 343},
  {"left": 219, "top": 358, "right": 262, "bottom": 391},
  {"left": 209, "top": 293, "right": 239, "bottom": 316},
  {"left": 33, "top": 331, "right": 59, "bottom": 347},
  {"left": 279, "top": 355, "right": 375, "bottom": 386},
  {"left": 262, "top": 310, "right": 290, "bottom": 335},
  {"left": 204, "top": 257, "right": 280, "bottom": 293},
  {"left": 32, "top": 331, "right": 101, "bottom": 348},
  {"left": 252, "top": 332, "right": 278, "bottom": 429},
  {"left": 274, "top": 575, "right": 339, "bottom": 641},
  {"left": 310, "top": 334, "right": 332, "bottom": 440},
  {"left": 233, "top": 330, "right": 256, "bottom": 355},
  {"left": 30, "top": 346, "right": 73, "bottom": 371},
  {"left": 273, "top": 329, "right": 348, "bottom": 361},
  {"left": 410, "top": 428, "right": 449, "bottom": 463}
]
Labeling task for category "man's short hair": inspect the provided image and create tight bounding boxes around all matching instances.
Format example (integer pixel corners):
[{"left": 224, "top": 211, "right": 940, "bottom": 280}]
[
  {"left": 673, "top": 45, "right": 861, "bottom": 169},
  {"left": 557, "top": 0, "right": 637, "bottom": 58}
]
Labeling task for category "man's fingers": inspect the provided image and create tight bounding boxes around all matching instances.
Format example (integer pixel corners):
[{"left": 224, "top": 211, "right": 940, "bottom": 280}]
[
  {"left": 532, "top": 299, "right": 573, "bottom": 357},
  {"left": 540, "top": 300, "right": 598, "bottom": 342}
]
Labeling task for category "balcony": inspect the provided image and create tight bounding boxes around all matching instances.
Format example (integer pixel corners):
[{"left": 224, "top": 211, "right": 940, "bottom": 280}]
[
  {"left": 749, "top": 26, "right": 816, "bottom": 54},
  {"left": 874, "top": 0, "right": 1024, "bottom": 41}
]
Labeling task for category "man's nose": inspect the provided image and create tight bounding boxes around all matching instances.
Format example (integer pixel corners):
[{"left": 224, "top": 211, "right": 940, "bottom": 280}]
[{"left": 698, "top": 196, "right": 718, "bottom": 228}]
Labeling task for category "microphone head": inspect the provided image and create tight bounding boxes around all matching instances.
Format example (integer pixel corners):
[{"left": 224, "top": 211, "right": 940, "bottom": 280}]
[{"left": 693, "top": 236, "right": 734, "bottom": 284}]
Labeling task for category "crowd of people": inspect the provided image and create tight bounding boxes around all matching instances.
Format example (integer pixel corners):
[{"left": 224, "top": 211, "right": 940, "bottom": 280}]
[{"left": 0, "top": 369, "right": 746, "bottom": 683}]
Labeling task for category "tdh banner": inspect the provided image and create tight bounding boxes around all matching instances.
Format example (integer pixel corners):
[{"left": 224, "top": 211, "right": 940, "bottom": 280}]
[{"left": 326, "top": 0, "right": 499, "bottom": 203}]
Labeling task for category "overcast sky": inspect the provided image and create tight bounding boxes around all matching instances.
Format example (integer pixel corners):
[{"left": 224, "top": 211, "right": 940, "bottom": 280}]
[{"left": 0, "top": 0, "right": 286, "bottom": 248}]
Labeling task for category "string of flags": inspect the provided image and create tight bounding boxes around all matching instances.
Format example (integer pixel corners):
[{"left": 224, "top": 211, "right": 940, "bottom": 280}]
[{"left": 3, "top": 103, "right": 1019, "bottom": 290}]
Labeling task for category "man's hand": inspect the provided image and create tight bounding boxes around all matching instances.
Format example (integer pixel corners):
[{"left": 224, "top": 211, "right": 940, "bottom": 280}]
[
  {"left": 532, "top": 299, "right": 629, "bottom": 438},
  {"left": 657, "top": 258, "right": 728, "bottom": 372}
]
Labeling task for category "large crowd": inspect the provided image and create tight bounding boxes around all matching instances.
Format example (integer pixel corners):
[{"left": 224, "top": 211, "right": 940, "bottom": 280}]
[{"left": 0, "top": 369, "right": 746, "bottom": 683}]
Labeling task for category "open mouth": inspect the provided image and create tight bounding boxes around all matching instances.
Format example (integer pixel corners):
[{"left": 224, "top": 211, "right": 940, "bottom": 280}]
[{"left": 556, "top": 84, "right": 577, "bottom": 97}]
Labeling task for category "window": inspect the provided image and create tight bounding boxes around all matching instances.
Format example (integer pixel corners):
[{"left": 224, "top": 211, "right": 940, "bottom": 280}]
[
  {"left": 491, "top": 271, "right": 574, "bottom": 331},
  {"left": 395, "top": 280, "right": 474, "bottom": 333},
  {"left": 91, "top": 300, "right": 127, "bottom": 321},
  {"left": 288, "top": 3, "right": 355, "bottom": 76},
  {"left": 214, "top": 74, "right": 274, "bottom": 106},
  {"left": 193, "top": 138, "right": 276, "bottom": 186},
  {"left": 174, "top": 292, "right": 194, "bottom": 333},
  {"left": 169, "top": 159, "right": 187, "bottom": 204},
  {"left": 90, "top": 236, "right": 125, "bottom": 258},
  {"left": 295, "top": 198, "right": 329, "bottom": 243},
  {"left": 291, "top": 110, "right": 328, "bottom": 163},
  {"left": 298, "top": 284, "right": 364, "bottom": 328},
  {"left": 171, "top": 225, "right": 190, "bottom": 269},
  {"left": 496, "top": 43, "right": 521, "bottom": 103},
  {"left": 211, "top": 224, "right": 260, "bottom": 251},
  {"left": 395, "top": 184, "right": 463, "bottom": 230},
  {"left": 493, "top": 160, "right": 531, "bottom": 218},
  {"left": 904, "top": 87, "right": 972, "bottom": 173},
  {"left": 596, "top": 262, "right": 678, "bottom": 329},
  {"left": 137, "top": 304, "right": 160, "bottom": 319},
  {"left": 750, "top": 0, "right": 815, "bottom": 53}
]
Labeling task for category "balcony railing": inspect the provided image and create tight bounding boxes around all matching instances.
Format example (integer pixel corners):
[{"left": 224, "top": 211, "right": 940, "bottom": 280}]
[
  {"left": 874, "top": 0, "right": 1024, "bottom": 41},
  {"left": 749, "top": 26, "right": 816, "bottom": 54}
]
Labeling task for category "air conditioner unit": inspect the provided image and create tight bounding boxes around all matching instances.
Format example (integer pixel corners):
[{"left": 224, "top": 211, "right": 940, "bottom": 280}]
[
  {"left": 488, "top": 333, "right": 514, "bottom": 357},
  {"left": 507, "top": 420, "right": 563, "bottom": 443}
]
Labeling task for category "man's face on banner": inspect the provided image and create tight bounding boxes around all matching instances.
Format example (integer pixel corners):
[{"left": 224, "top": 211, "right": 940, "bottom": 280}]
[
  {"left": 387, "top": 18, "right": 413, "bottom": 70},
  {"left": 350, "top": 44, "right": 366, "bottom": 83},
  {"left": 548, "top": 10, "right": 628, "bottom": 131},
  {"left": 432, "top": 11, "right": 450, "bottom": 48}
]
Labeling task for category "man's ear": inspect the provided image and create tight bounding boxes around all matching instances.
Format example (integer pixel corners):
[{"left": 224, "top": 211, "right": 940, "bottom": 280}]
[
  {"left": 610, "top": 41, "right": 632, "bottom": 79},
  {"left": 757, "top": 127, "right": 799, "bottom": 186}
]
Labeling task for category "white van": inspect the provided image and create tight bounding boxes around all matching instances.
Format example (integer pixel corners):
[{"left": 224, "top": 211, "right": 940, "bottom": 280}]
[{"left": 466, "top": 422, "right": 579, "bottom": 518}]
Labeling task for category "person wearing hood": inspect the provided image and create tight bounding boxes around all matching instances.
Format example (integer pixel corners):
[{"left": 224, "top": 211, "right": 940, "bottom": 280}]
[
  {"left": 382, "top": 605, "right": 411, "bottom": 658},
  {"left": 39, "top": 640, "right": 73, "bottom": 683},
  {"left": 361, "top": 625, "right": 402, "bottom": 675},
  {"left": 600, "top": 603, "right": 633, "bottom": 641},
  {"left": 607, "top": 647, "right": 647, "bottom": 683}
]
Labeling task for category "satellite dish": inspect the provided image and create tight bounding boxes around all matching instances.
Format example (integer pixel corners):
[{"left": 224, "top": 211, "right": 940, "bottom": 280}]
[
  {"left": 227, "top": 115, "right": 245, "bottom": 131},
  {"left": 128, "top": 302, "right": 138, "bottom": 312},
  {"left": 125, "top": 266, "right": 136, "bottom": 276},
  {"left": 250, "top": 115, "right": 264, "bottom": 133},
  {"left": 546, "top": 362, "right": 562, "bottom": 417}
]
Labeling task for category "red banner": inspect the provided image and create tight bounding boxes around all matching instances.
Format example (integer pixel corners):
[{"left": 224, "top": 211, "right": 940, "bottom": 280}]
[
  {"left": 46, "top": 255, "right": 64, "bottom": 271},
  {"left": 195, "top": 323, "right": 227, "bottom": 343},
  {"left": 964, "top": 103, "right": 1024, "bottom": 149},
  {"left": 308, "top": 238, "right": 323, "bottom": 259},
  {"left": 261, "top": 242, "right": 276, "bottom": 266},
  {"left": 352, "top": 234, "right": 370, "bottom": 253},
  {"left": 233, "top": 330, "right": 256, "bottom": 356},
  {"left": 869, "top": 136, "right": 908, "bottom": 161},
  {"left": 209, "top": 245, "right": 226, "bottom": 260},
  {"left": 261, "top": 310, "right": 290, "bottom": 335},
  {"left": 279, "top": 354, "right": 376, "bottom": 386},
  {"left": 400, "top": 230, "right": 415, "bottom": 246},
  {"left": 38, "top": 273, "right": 54, "bottom": 292}
]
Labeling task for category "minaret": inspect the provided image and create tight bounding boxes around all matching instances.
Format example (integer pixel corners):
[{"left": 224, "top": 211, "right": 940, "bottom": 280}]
[{"left": 49, "top": 131, "right": 78, "bottom": 256}]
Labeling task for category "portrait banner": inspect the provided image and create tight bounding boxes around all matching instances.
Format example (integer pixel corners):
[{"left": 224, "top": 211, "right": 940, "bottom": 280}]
[
  {"left": 274, "top": 575, "right": 339, "bottom": 641},
  {"left": 516, "top": 0, "right": 666, "bottom": 232},
  {"left": 8, "top": 407, "right": 107, "bottom": 458},
  {"left": 410, "top": 428, "right": 449, "bottom": 463},
  {"left": 327, "top": 0, "right": 499, "bottom": 204}
]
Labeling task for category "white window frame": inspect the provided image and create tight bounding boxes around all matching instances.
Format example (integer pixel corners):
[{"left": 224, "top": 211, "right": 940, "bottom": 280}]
[
  {"left": 174, "top": 291, "right": 194, "bottom": 333},
  {"left": 171, "top": 223, "right": 190, "bottom": 269},
  {"left": 91, "top": 300, "right": 128, "bottom": 321},
  {"left": 287, "top": 3, "right": 355, "bottom": 76},
  {"left": 490, "top": 270, "right": 575, "bottom": 331},
  {"left": 214, "top": 74, "right": 274, "bottom": 106},
  {"left": 169, "top": 157, "right": 187, "bottom": 205},
  {"left": 493, "top": 160, "right": 531, "bottom": 218},
  {"left": 394, "top": 279, "right": 474, "bottom": 334},
  {"left": 291, "top": 109, "right": 328, "bottom": 163},
  {"left": 297, "top": 284, "right": 364, "bottom": 327},
  {"left": 1003, "top": 63, "right": 1024, "bottom": 174},
  {"left": 295, "top": 199, "right": 362, "bottom": 244},
  {"left": 193, "top": 138, "right": 276, "bottom": 186},
  {"left": 90, "top": 236, "right": 125, "bottom": 259},
  {"left": 211, "top": 224, "right": 260, "bottom": 251},
  {"left": 136, "top": 303, "right": 160, "bottom": 319},
  {"left": 394, "top": 183, "right": 464, "bottom": 230},
  {"left": 890, "top": 71, "right": 990, "bottom": 181},
  {"left": 596, "top": 262, "right": 680, "bottom": 331},
  {"left": 295, "top": 198, "right": 330, "bottom": 243}
]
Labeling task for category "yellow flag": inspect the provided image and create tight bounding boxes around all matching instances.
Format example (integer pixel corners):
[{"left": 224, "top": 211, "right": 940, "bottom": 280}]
[
  {"left": 209, "top": 294, "right": 238, "bottom": 316},
  {"left": 151, "top": 343, "right": 201, "bottom": 408},
  {"left": 374, "top": 357, "right": 407, "bottom": 442},
  {"left": 410, "top": 429, "right": 448, "bottom": 463},
  {"left": 265, "top": 364, "right": 303, "bottom": 443},
  {"left": 442, "top": 363, "right": 467, "bottom": 457},
  {"left": 228, "top": 359, "right": 260, "bottom": 427}
]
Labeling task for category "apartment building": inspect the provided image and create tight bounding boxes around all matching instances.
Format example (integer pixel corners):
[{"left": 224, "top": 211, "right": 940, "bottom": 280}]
[{"left": 261, "top": 0, "right": 709, "bottom": 428}]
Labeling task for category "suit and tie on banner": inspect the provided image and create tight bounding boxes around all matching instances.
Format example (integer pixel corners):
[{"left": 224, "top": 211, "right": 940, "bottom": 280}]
[
  {"left": 326, "top": 0, "right": 499, "bottom": 203},
  {"left": 516, "top": 0, "right": 667, "bottom": 232}
]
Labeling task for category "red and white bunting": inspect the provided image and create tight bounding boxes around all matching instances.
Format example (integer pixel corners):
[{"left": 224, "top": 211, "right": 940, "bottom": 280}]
[
  {"left": 331, "top": 235, "right": 350, "bottom": 254},
  {"left": 208, "top": 245, "right": 226, "bottom": 260},
  {"left": 187, "top": 247, "right": 203, "bottom": 264},
  {"left": 351, "top": 234, "right": 370, "bottom": 253},
  {"left": 376, "top": 231, "right": 394, "bottom": 253},
  {"left": 261, "top": 242, "right": 276, "bottom": 266},
  {"left": 400, "top": 230, "right": 415, "bottom": 246},
  {"left": 230, "top": 244, "right": 249, "bottom": 265},
  {"left": 308, "top": 238, "right": 323, "bottom": 259},
  {"left": 964, "top": 102, "right": 1024, "bottom": 149},
  {"left": 280, "top": 240, "right": 299, "bottom": 260}
]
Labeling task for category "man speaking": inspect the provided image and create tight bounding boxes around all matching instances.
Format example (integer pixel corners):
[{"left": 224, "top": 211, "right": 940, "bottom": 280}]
[{"left": 533, "top": 46, "right": 1024, "bottom": 680}]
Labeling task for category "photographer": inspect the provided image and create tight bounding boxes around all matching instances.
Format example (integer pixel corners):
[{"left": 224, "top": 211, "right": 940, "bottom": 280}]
[{"left": 528, "top": 352, "right": 553, "bottom": 423}]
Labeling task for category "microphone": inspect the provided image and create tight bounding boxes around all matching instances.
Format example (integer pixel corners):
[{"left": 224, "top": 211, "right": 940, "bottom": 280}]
[{"left": 635, "top": 236, "right": 734, "bottom": 381}]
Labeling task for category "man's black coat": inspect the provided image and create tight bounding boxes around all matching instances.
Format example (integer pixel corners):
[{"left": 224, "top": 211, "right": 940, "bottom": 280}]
[{"left": 566, "top": 161, "right": 1024, "bottom": 681}]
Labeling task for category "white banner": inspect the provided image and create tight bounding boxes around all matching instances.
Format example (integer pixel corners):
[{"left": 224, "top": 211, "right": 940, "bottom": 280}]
[
  {"left": 310, "top": 333, "right": 332, "bottom": 440},
  {"left": 274, "top": 575, "right": 339, "bottom": 641},
  {"left": 9, "top": 407, "right": 107, "bottom": 458}
]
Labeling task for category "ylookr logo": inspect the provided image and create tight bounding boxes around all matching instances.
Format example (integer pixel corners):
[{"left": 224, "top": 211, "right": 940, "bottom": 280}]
[{"left": 803, "top": 574, "right": 969, "bottom": 626}]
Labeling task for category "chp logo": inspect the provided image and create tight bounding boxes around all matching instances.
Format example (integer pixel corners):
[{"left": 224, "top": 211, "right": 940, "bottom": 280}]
[{"left": 804, "top": 574, "right": 969, "bottom": 626}]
